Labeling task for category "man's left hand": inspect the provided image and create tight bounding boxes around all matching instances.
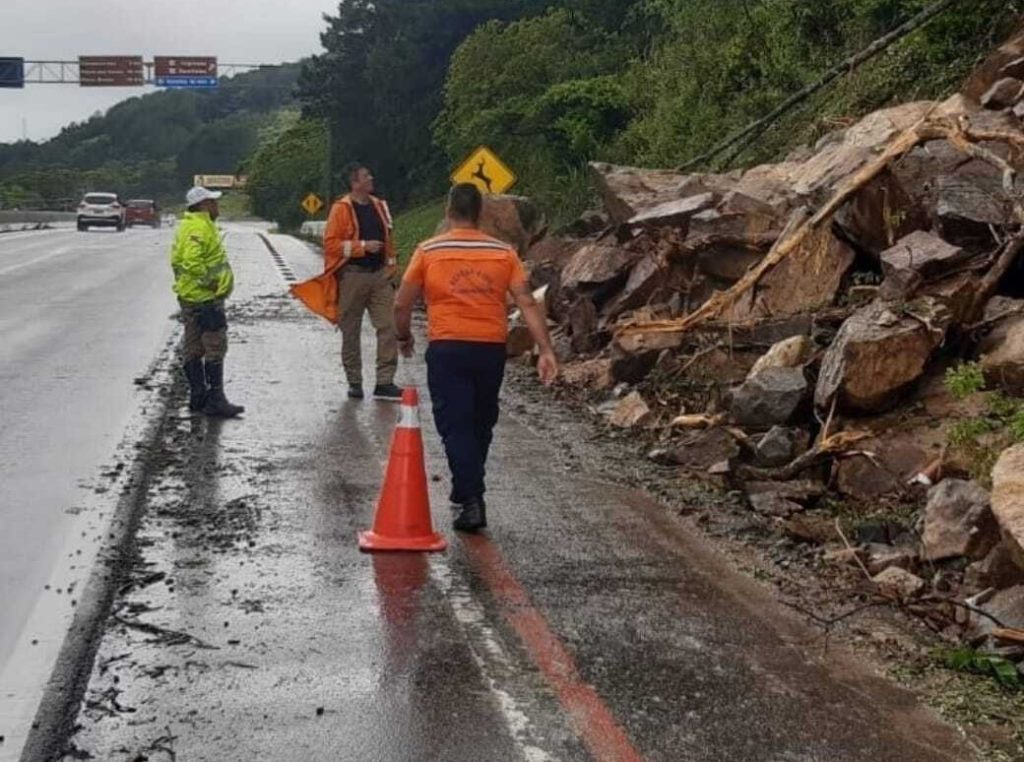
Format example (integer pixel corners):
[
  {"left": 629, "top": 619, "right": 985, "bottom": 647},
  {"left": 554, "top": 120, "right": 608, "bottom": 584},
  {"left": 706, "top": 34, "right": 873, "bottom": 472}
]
[{"left": 537, "top": 350, "right": 559, "bottom": 386}]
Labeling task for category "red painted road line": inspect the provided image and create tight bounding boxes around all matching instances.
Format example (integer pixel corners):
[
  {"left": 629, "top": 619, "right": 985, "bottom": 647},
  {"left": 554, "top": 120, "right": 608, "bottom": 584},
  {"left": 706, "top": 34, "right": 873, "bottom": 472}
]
[{"left": 463, "top": 534, "right": 646, "bottom": 762}]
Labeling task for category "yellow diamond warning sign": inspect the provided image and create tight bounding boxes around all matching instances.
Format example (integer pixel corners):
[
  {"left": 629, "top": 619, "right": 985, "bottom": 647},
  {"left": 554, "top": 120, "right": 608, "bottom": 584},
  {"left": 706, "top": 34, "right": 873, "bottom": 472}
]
[
  {"left": 301, "top": 192, "right": 324, "bottom": 216},
  {"left": 451, "top": 146, "right": 516, "bottom": 195}
]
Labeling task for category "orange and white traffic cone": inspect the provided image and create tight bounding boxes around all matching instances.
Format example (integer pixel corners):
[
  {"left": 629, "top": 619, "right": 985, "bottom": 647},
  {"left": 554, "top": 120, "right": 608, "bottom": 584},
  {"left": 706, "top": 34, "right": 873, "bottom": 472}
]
[{"left": 359, "top": 387, "right": 447, "bottom": 553}]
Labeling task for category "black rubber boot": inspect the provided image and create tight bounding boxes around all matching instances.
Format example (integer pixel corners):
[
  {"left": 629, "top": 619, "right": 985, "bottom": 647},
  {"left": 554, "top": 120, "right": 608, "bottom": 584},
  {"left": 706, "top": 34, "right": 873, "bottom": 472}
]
[
  {"left": 202, "top": 360, "right": 245, "bottom": 418},
  {"left": 183, "top": 358, "right": 207, "bottom": 412},
  {"left": 453, "top": 497, "right": 486, "bottom": 532}
]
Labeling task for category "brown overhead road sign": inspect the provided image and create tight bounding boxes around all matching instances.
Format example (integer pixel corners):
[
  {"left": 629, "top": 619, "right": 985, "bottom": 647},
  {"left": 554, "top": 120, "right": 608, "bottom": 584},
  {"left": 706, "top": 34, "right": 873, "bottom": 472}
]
[
  {"left": 154, "top": 56, "right": 217, "bottom": 77},
  {"left": 78, "top": 56, "right": 144, "bottom": 87}
]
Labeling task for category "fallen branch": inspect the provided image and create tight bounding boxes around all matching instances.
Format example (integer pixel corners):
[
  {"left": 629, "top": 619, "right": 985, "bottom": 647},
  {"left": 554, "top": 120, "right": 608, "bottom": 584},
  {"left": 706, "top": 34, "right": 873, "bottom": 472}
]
[
  {"left": 676, "top": 0, "right": 961, "bottom": 171},
  {"left": 967, "top": 233, "right": 1024, "bottom": 323},
  {"left": 735, "top": 430, "right": 872, "bottom": 482}
]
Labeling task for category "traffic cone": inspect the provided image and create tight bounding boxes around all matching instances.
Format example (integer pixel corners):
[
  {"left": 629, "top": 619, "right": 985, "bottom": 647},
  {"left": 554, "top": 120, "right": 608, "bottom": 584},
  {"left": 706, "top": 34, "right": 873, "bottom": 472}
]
[{"left": 359, "top": 387, "right": 447, "bottom": 553}]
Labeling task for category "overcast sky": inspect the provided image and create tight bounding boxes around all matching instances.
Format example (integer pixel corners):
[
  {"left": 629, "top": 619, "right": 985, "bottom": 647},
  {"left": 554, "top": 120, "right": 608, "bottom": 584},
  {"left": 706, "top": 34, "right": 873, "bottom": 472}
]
[{"left": 0, "top": 0, "right": 339, "bottom": 143}]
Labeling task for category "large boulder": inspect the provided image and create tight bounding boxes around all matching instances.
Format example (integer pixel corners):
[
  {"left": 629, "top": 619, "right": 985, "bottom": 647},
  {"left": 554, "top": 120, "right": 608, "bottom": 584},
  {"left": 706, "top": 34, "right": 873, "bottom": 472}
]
[
  {"left": 588, "top": 162, "right": 735, "bottom": 225},
  {"left": 732, "top": 224, "right": 855, "bottom": 319},
  {"left": 730, "top": 367, "right": 808, "bottom": 428},
  {"left": 935, "top": 174, "right": 1012, "bottom": 248},
  {"left": 438, "top": 195, "right": 545, "bottom": 257},
  {"left": 980, "top": 316, "right": 1024, "bottom": 394},
  {"left": 836, "top": 436, "right": 930, "bottom": 501},
  {"left": 834, "top": 171, "right": 927, "bottom": 256},
  {"left": 921, "top": 479, "right": 999, "bottom": 562},
  {"left": 981, "top": 77, "right": 1024, "bottom": 110},
  {"left": 965, "top": 543, "right": 1024, "bottom": 591},
  {"left": 627, "top": 192, "right": 718, "bottom": 230},
  {"left": 991, "top": 445, "right": 1024, "bottom": 571},
  {"left": 602, "top": 253, "right": 665, "bottom": 320},
  {"left": 790, "top": 102, "right": 938, "bottom": 205},
  {"left": 656, "top": 428, "right": 740, "bottom": 471},
  {"left": 880, "top": 231, "right": 969, "bottom": 290},
  {"left": 815, "top": 299, "right": 949, "bottom": 413},
  {"left": 560, "top": 242, "right": 640, "bottom": 290},
  {"left": 963, "top": 29, "right": 1024, "bottom": 102}
]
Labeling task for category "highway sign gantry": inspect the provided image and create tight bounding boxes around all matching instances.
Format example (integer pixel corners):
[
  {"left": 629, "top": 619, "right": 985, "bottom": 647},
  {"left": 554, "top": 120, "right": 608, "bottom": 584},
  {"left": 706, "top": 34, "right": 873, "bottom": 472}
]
[
  {"left": 302, "top": 193, "right": 325, "bottom": 217},
  {"left": 78, "top": 56, "right": 144, "bottom": 87},
  {"left": 451, "top": 146, "right": 516, "bottom": 195}
]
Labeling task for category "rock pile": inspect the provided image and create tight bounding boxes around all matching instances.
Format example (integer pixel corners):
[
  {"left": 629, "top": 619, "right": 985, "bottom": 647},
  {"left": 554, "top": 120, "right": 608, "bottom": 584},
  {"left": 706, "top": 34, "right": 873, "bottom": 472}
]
[{"left": 496, "top": 29, "right": 1024, "bottom": 651}]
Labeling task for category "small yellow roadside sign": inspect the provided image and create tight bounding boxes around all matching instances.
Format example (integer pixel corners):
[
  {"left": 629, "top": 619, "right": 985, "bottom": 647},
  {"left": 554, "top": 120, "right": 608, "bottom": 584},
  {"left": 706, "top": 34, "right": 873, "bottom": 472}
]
[
  {"left": 301, "top": 192, "right": 324, "bottom": 216},
  {"left": 451, "top": 146, "right": 516, "bottom": 195}
]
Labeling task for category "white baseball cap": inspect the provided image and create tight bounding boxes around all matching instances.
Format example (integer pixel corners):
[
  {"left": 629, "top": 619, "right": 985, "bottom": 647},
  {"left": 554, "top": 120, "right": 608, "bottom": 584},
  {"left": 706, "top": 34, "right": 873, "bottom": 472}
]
[{"left": 186, "top": 186, "right": 223, "bottom": 206}]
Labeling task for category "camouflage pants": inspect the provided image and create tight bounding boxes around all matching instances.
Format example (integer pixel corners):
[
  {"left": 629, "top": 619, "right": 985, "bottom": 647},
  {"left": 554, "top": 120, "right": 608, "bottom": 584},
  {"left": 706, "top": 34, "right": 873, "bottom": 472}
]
[{"left": 180, "top": 301, "right": 228, "bottom": 362}]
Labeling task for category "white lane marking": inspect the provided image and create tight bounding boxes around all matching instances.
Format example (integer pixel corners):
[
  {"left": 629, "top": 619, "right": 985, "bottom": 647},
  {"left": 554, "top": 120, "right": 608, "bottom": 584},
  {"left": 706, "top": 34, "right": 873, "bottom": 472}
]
[
  {"left": 429, "top": 561, "right": 557, "bottom": 762},
  {"left": 0, "top": 229, "right": 74, "bottom": 244},
  {"left": 0, "top": 246, "right": 77, "bottom": 277}
]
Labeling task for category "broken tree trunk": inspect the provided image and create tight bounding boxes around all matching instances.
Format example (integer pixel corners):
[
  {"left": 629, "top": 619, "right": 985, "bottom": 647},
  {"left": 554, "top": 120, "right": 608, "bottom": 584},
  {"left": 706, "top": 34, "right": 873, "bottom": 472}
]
[{"left": 620, "top": 119, "right": 1024, "bottom": 343}]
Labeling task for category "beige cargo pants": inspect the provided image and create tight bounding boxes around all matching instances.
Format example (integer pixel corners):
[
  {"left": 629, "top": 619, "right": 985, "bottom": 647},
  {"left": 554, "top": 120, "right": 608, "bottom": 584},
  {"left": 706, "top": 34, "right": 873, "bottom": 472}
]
[{"left": 336, "top": 268, "right": 398, "bottom": 387}]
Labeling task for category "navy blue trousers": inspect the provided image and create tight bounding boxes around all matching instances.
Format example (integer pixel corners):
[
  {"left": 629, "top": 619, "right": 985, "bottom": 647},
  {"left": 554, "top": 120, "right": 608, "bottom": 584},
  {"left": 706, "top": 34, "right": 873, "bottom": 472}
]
[{"left": 425, "top": 341, "right": 507, "bottom": 504}]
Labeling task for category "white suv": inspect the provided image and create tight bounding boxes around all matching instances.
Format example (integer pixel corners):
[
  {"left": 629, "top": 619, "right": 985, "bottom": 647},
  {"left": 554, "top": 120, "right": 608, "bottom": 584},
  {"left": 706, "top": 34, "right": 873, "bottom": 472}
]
[{"left": 77, "top": 193, "right": 126, "bottom": 232}]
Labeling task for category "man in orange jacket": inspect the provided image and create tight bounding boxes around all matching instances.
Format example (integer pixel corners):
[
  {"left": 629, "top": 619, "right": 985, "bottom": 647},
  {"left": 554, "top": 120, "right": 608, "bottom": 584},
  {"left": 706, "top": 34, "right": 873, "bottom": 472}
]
[{"left": 322, "top": 163, "right": 402, "bottom": 401}]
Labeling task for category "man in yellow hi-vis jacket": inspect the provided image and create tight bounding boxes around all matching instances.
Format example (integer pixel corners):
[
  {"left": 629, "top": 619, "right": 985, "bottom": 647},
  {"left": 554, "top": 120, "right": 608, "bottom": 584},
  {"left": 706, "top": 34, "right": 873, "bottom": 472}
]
[{"left": 170, "top": 186, "right": 244, "bottom": 418}]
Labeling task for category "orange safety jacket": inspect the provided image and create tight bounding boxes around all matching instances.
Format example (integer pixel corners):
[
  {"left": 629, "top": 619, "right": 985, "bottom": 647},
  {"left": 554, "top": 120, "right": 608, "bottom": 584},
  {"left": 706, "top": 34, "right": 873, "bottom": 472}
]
[{"left": 290, "top": 194, "right": 397, "bottom": 324}]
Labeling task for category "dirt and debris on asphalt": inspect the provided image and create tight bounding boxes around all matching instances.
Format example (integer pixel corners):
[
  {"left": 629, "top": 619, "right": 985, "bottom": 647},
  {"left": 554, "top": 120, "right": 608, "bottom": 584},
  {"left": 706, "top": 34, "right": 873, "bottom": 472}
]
[{"left": 40, "top": 231, "right": 980, "bottom": 762}]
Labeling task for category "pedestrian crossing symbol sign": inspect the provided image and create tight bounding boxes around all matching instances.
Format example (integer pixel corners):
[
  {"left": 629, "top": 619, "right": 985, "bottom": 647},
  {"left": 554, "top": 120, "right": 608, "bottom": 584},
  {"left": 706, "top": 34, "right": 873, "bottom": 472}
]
[
  {"left": 451, "top": 146, "right": 516, "bottom": 195},
  {"left": 301, "top": 192, "right": 324, "bottom": 216}
]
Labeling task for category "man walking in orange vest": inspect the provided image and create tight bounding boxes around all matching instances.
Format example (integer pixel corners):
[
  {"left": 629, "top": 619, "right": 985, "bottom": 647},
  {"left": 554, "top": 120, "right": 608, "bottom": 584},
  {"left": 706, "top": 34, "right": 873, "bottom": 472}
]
[
  {"left": 323, "top": 162, "right": 402, "bottom": 401},
  {"left": 394, "top": 183, "right": 558, "bottom": 532}
]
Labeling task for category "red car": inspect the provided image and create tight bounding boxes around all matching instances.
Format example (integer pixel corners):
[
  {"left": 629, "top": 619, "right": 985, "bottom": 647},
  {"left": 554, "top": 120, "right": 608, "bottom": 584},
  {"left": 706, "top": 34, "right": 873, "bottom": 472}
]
[{"left": 125, "top": 199, "right": 160, "bottom": 229}]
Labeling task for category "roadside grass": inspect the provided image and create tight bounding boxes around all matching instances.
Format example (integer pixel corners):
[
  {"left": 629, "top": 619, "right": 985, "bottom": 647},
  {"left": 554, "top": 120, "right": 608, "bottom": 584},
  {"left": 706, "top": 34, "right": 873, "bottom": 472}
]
[{"left": 392, "top": 199, "right": 445, "bottom": 268}]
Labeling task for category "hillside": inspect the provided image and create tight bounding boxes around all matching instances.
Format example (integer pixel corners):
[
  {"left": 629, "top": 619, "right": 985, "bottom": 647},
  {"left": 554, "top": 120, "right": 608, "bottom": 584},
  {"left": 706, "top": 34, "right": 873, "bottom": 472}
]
[{"left": 0, "top": 63, "right": 301, "bottom": 209}]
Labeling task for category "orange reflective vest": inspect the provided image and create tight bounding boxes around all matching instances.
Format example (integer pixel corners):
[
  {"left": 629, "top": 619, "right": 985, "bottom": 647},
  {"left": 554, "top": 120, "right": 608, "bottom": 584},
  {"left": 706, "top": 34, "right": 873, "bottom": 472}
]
[{"left": 290, "top": 194, "right": 397, "bottom": 324}]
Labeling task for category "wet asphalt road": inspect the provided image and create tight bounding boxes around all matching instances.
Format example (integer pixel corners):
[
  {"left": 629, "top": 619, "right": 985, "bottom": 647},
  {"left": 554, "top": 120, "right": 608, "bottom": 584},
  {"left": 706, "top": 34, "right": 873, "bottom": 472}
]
[
  {"left": 0, "top": 227, "right": 176, "bottom": 673},
  {"left": 45, "top": 232, "right": 976, "bottom": 762}
]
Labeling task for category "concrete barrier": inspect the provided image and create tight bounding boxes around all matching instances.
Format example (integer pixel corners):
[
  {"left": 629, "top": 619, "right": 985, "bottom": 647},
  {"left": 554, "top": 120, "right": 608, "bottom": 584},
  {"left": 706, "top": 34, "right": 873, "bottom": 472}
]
[
  {"left": 0, "top": 211, "right": 77, "bottom": 224},
  {"left": 299, "top": 221, "right": 326, "bottom": 238}
]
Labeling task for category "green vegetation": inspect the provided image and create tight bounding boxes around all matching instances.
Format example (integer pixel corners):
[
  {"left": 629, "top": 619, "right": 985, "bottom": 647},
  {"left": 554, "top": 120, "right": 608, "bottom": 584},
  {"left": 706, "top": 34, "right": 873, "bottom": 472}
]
[
  {"left": 247, "top": 113, "right": 328, "bottom": 231},
  {"left": 945, "top": 361, "right": 987, "bottom": 401},
  {"left": 939, "top": 648, "right": 1021, "bottom": 691},
  {"left": 392, "top": 200, "right": 447, "bottom": 267},
  {"left": 0, "top": 64, "right": 300, "bottom": 209},
  {"left": 945, "top": 387, "right": 1024, "bottom": 486}
]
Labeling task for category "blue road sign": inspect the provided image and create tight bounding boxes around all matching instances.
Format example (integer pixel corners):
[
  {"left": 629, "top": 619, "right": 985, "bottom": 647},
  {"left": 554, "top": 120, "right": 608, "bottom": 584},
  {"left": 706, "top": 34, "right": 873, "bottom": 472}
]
[
  {"left": 0, "top": 57, "right": 25, "bottom": 89},
  {"left": 155, "top": 75, "right": 217, "bottom": 89}
]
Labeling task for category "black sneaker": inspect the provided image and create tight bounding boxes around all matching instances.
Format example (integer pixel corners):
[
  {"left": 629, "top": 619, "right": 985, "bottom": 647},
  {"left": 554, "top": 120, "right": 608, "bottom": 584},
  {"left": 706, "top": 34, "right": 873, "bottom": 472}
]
[
  {"left": 348, "top": 384, "right": 364, "bottom": 400},
  {"left": 453, "top": 497, "right": 486, "bottom": 533},
  {"left": 373, "top": 383, "right": 403, "bottom": 401}
]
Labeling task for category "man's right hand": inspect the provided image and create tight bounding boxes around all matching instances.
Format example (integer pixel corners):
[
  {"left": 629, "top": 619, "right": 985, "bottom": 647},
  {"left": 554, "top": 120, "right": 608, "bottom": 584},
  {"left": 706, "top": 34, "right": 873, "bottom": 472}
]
[{"left": 364, "top": 240, "right": 385, "bottom": 254}]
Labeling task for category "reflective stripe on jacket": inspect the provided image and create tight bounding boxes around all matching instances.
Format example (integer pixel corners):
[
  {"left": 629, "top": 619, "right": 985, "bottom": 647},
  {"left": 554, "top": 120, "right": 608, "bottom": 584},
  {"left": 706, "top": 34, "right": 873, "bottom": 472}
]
[
  {"left": 291, "top": 194, "right": 396, "bottom": 324},
  {"left": 170, "top": 211, "right": 234, "bottom": 305}
]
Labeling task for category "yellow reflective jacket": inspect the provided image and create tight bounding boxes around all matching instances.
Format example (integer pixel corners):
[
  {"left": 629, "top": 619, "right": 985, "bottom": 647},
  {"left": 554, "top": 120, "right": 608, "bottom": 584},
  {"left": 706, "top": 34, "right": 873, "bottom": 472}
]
[{"left": 170, "top": 211, "right": 234, "bottom": 304}]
